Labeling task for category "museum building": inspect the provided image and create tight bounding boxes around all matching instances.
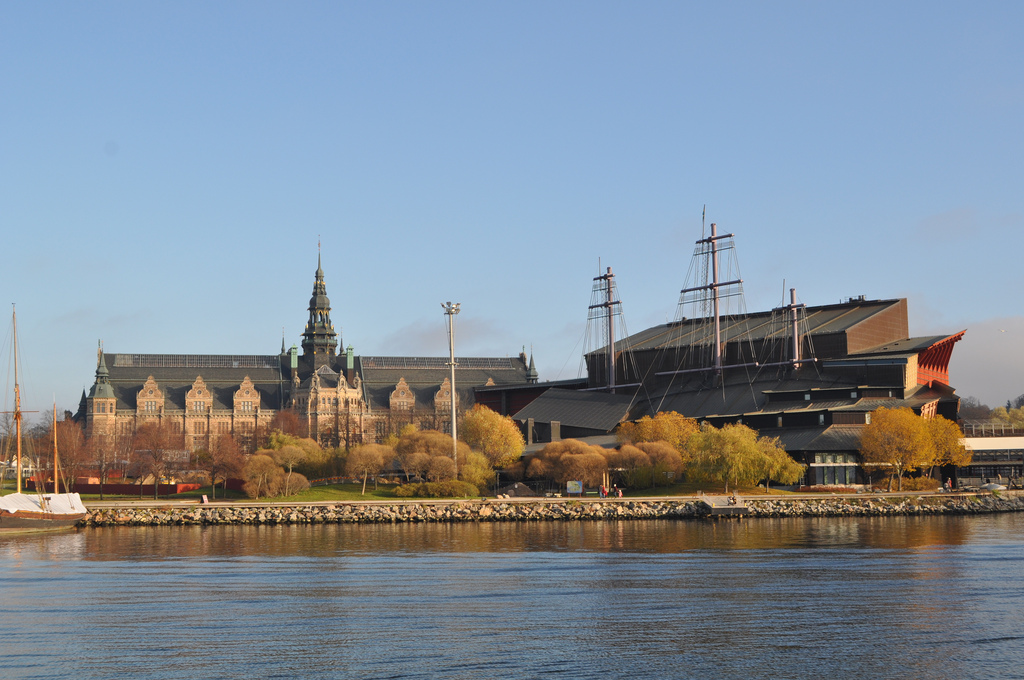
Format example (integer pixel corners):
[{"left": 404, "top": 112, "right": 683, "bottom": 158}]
[{"left": 79, "top": 256, "right": 534, "bottom": 451}]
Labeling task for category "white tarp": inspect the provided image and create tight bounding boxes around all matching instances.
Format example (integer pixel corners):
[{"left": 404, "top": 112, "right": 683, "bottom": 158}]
[{"left": 0, "top": 492, "right": 87, "bottom": 515}]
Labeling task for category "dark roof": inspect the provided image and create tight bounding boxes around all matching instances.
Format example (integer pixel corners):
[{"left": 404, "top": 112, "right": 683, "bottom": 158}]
[
  {"left": 762, "top": 425, "right": 864, "bottom": 453},
  {"left": 850, "top": 335, "right": 956, "bottom": 358},
  {"left": 356, "top": 355, "right": 530, "bottom": 411},
  {"left": 104, "top": 353, "right": 287, "bottom": 410},
  {"left": 601, "top": 298, "right": 905, "bottom": 354},
  {"left": 642, "top": 371, "right": 863, "bottom": 419},
  {"left": 512, "top": 388, "right": 634, "bottom": 432}
]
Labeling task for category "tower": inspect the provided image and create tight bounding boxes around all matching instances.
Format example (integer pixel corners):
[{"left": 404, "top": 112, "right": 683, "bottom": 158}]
[
  {"left": 86, "top": 349, "right": 117, "bottom": 438},
  {"left": 301, "top": 252, "right": 339, "bottom": 368}
]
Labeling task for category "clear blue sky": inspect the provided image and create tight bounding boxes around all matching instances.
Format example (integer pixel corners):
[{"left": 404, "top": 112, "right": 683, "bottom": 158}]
[{"left": 2, "top": 1, "right": 1022, "bottom": 422}]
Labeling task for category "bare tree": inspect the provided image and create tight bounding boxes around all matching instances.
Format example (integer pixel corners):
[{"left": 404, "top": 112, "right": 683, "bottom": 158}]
[
  {"left": 195, "top": 435, "right": 245, "bottom": 499},
  {"left": 132, "top": 422, "right": 181, "bottom": 499}
]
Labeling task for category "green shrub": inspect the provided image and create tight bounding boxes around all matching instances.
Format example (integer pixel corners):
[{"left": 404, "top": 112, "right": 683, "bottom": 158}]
[{"left": 393, "top": 484, "right": 417, "bottom": 498}]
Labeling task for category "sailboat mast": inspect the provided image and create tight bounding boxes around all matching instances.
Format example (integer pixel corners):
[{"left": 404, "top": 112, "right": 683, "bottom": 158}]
[
  {"left": 53, "top": 402, "right": 60, "bottom": 494},
  {"left": 13, "top": 305, "right": 22, "bottom": 494}
]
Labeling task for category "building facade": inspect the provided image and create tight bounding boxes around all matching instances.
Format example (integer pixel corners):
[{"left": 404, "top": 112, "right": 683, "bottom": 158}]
[{"left": 80, "top": 256, "right": 533, "bottom": 451}]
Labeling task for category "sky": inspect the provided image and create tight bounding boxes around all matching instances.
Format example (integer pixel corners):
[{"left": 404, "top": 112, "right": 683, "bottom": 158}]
[{"left": 1, "top": 1, "right": 1022, "bottom": 423}]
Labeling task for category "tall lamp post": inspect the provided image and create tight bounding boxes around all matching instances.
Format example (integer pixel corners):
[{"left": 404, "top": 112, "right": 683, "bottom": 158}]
[{"left": 442, "top": 302, "right": 460, "bottom": 476}]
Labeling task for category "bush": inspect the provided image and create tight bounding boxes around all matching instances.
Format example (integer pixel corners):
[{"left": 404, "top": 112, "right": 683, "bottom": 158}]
[
  {"left": 392, "top": 480, "right": 480, "bottom": 498},
  {"left": 900, "top": 476, "right": 943, "bottom": 491}
]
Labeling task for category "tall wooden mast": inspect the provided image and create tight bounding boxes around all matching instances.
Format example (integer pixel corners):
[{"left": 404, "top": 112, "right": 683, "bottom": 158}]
[{"left": 13, "top": 305, "right": 22, "bottom": 494}]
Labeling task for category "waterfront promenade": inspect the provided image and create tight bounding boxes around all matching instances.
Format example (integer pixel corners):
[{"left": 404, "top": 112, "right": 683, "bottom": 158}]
[{"left": 79, "top": 490, "right": 1024, "bottom": 526}]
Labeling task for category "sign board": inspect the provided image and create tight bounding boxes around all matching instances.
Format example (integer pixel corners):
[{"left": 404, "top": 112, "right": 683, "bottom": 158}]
[{"left": 566, "top": 480, "right": 583, "bottom": 495}]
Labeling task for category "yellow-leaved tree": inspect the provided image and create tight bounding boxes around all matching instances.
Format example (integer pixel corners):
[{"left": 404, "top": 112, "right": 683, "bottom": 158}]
[
  {"left": 617, "top": 411, "right": 699, "bottom": 455},
  {"left": 926, "top": 415, "right": 972, "bottom": 477},
  {"left": 687, "top": 423, "right": 804, "bottom": 492},
  {"left": 459, "top": 404, "right": 525, "bottom": 468},
  {"left": 860, "top": 407, "right": 933, "bottom": 491}
]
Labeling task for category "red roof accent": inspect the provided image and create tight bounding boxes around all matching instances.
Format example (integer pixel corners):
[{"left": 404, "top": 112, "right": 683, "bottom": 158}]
[{"left": 917, "top": 331, "right": 965, "bottom": 387}]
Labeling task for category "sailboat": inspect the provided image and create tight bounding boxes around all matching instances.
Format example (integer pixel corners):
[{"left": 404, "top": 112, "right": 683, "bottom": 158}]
[{"left": 0, "top": 305, "right": 87, "bottom": 531}]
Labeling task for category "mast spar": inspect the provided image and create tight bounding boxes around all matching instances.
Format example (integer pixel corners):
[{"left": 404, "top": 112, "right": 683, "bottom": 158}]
[{"left": 13, "top": 305, "right": 22, "bottom": 494}]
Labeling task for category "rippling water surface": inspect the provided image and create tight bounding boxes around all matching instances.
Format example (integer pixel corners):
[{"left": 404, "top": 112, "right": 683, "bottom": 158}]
[{"left": 2, "top": 515, "right": 1024, "bottom": 679}]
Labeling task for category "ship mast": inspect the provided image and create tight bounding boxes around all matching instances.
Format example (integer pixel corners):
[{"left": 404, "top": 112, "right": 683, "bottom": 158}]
[
  {"left": 678, "top": 223, "right": 742, "bottom": 379},
  {"left": 590, "top": 267, "right": 620, "bottom": 392},
  {"left": 13, "top": 305, "right": 22, "bottom": 494}
]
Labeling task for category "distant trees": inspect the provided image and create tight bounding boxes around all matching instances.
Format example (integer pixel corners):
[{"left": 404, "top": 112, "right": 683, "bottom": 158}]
[
  {"left": 958, "top": 396, "right": 993, "bottom": 421},
  {"left": 991, "top": 405, "right": 1024, "bottom": 430}
]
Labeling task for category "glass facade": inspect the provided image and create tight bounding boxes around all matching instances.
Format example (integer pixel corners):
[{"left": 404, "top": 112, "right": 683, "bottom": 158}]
[{"left": 811, "top": 453, "right": 858, "bottom": 485}]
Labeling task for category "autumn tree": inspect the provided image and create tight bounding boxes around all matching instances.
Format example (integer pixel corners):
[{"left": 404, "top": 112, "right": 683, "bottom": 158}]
[
  {"left": 926, "top": 415, "right": 972, "bottom": 477},
  {"left": 758, "top": 434, "right": 806, "bottom": 491},
  {"left": 427, "top": 455, "right": 456, "bottom": 482},
  {"left": 636, "top": 441, "right": 684, "bottom": 487},
  {"left": 243, "top": 454, "right": 284, "bottom": 499},
  {"left": 687, "top": 423, "right": 804, "bottom": 492},
  {"left": 346, "top": 444, "right": 390, "bottom": 494},
  {"left": 459, "top": 405, "right": 525, "bottom": 468},
  {"left": 397, "top": 429, "right": 471, "bottom": 461},
  {"left": 458, "top": 450, "right": 493, "bottom": 493},
  {"left": 269, "top": 445, "right": 311, "bottom": 496},
  {"left": 395, "top": 429, "right": 475, "bottom": 481},
  {"left": 860, "top": 407, "right": 933, "bottom": 491},
  {"left": 617, "top": 411, "right": 699, "bottom": 455},
  {"left": 991, "top": 405, "right": 1024, "bottom": 430},
  {"left": 266, "top": 431, "right": 334, "bottom": 479},
  {"left": 530, "top": 439, "right": 609, "bottom": 487},
  {"left": 607, "top": 445, "right": 651, "bottom": 488}
]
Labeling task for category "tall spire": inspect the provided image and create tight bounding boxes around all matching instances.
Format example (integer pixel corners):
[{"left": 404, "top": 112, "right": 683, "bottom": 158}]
[
  {"left": 302, "top": 249, "right": 338, "bottom": 367},
  {"left": 88, "top": 347, "right": 115, "bottom": 399}
]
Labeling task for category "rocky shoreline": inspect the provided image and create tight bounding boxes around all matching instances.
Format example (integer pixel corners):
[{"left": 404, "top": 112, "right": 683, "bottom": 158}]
[{"left": 79, "top": 493, "right": 1024, "bottom": 527}]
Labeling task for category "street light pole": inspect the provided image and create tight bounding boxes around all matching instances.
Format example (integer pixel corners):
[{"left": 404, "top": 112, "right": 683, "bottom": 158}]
[{"left": 442, "top": 302, "right": 460, "bottom": 476}]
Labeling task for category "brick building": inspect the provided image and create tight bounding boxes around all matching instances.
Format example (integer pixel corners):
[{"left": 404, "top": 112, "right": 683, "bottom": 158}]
[{"left": 80, "top": 255, "right": 534, "bottom": 451}]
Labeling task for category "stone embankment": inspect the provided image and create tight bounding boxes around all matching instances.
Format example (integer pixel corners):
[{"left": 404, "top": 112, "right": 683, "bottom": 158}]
[{"left": 80, "top": 493, "right": 1024, "bottom": 527}]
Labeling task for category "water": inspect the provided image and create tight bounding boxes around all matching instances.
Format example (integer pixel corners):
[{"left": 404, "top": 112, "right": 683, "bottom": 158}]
[{"left": 2, "top": 515, "right": 1024, "bottom": 679}]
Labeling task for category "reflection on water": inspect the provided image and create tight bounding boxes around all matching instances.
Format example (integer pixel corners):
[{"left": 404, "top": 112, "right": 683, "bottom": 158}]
[{"left": 1, "top": 515, "right": 1023, "bottom": 680}]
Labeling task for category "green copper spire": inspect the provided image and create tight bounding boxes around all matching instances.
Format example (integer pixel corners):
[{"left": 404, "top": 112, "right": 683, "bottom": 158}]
[
  {"left": 301, "top": 250, "right": 339, "bottom": 366},
  {"left": 88, "top": 348, "right": 115, "bottom": 399}
]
